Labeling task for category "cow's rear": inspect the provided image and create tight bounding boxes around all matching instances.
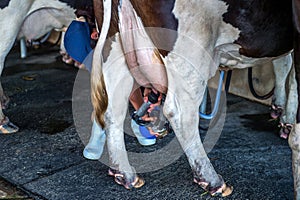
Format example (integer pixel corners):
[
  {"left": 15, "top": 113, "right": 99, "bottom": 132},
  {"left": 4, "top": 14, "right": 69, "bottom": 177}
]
[{"left": 92, "top": 0, "right": 298, "bottom": 198}]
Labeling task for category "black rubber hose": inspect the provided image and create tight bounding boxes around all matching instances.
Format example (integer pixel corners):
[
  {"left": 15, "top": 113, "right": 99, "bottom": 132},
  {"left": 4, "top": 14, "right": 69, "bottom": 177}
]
[
  {"left": 225, "top": 70, "right": 232, "bottom": 93},
  {"left": 248, "top": 67, "right": 274, "bottom": 100}
]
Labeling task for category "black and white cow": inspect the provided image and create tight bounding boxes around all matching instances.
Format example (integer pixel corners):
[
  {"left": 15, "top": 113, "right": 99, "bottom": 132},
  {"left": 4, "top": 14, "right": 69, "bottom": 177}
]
[
  {"left": 0, "top": 0, "right": 93, "bottom": 133},
  {"left": 91, "top": 0, "right": 300, "bottom": 198}
]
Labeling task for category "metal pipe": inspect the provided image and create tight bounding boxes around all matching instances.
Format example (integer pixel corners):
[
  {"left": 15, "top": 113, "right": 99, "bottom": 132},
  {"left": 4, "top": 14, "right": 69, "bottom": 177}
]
[{"left": 20, "top": 37, "right": 27, "bottom": 59}]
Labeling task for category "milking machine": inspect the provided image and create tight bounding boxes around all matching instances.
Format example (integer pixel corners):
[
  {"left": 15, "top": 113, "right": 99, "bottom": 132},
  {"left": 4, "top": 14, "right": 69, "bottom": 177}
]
[
  {"left": 132, "top": 71, "right": 226, "bottom": 138},
  {"left": 131, "top": 90, "right": 160, "bottom": 126},
  {"left": 132, "top": 90, "right": 169, "bottom": 138}
]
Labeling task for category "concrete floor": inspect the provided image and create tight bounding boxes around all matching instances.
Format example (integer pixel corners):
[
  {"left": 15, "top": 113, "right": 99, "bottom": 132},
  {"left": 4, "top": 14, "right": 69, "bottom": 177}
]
[{"left": 0, "top": 44, "right": 294, "bottom": 200}]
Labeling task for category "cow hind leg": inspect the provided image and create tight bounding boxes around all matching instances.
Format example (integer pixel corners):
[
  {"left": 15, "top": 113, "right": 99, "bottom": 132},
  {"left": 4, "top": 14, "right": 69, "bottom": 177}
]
[
  {"left": 280, "top": 65, "right": 298, "bottom": 139},
  {"left": 0, "top": 57, "right": 10, "bottom": 109},
  {"left": 0, "top": 82, "right": 10, "bottom": 109},
  {"left": 101, "top": 56, "right": 144, "bottom": 189},
  {"left": 163, "top": 84, "right": 232, "bottom": 197},
  {"left": 0, "top": 58, "right": 18, "bottom": 134},
  {"left": 105, "top": 107, "right": 145, "bottom": 189},
  {"left": 0, "top": 6, "right": 30, "bottom": 133},
  {"left": 271, "top": 55, "right": 292, "bottom": 120},
  {"left": 273, "top": 54, "right": 297, "bottom": 139}
]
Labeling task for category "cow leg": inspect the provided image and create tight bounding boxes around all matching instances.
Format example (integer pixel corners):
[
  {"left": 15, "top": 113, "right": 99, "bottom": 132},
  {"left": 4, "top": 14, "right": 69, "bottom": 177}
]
[
  {"left": 0, "top": 39, "right": 14, "bottom": 111},
  {"left": 0, "top": 48, "right": 18, "bottom": 134},
  {"left": 163, "top": 78, "right": 232, "bottom": 197},
  {"left": 273, "top": 54, "right": 297, "bottom": 139},
  {"left": 98, "top": 39, "right": 144, "bottom": 189},
  {"left": 0, "top": 56, "right": 19, "bottom": 134},
  {"left": 0, "top": 51, "right": 19, "bottom": 134},
  {"left": 0, "top": 54, "right": 10, "bottom": 109},
  {"left": 104, "top": 79, "right": 145, "bottom": 189},
  {"left": 0, "top": 2, "right": 34, "bottom": 133},
  {"left": 271, "top": 55, "right": 293, "bottom": 120},
  {"left": 0, "top": 82, "right": 10, "bottom": 110},
  {"left": 105, "top": 105, "right": 145, "bottom": 189},
  {"left": 280, "top": 64, "right": 298, "bottom": 139}
]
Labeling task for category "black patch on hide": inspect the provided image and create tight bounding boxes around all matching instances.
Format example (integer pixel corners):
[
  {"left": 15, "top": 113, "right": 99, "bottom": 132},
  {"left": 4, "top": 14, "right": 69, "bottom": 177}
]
[
  {"left": 0, "top": 0, "right": 10, "bottom": 9},
  {"left": 221, "top": 0, "right": 293, "bottom": 58}
]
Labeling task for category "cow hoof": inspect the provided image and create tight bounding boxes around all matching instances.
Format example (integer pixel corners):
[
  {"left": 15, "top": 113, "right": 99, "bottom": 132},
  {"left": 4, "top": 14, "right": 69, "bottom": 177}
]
[
  {"left": 270, "top": 104, "right": 283, "bottom": 119},
  {"left": 0, "top": 117, "right": 19, "bottom": 134},
  {"left": 62, "top": 53, "right": 74, "bottom": 65},
  {"left": 128, "top": 176, "right": 145, "bottom": 189},
  {"left": 193, "top": 177, "right": 233, "bottom": 197},
  {"left": 211, "top": 183, "right": 233, "bottom": 197},
  {"left": 108, "top": 168, "right": 145, "bottom": 189},
  {"left": 279, "top": 123, "right": 293, "bottom": 139}
]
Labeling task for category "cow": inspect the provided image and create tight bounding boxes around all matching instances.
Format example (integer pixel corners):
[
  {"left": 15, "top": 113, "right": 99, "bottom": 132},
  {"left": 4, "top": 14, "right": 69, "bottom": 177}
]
[
  {"left": 0, "top": 0, "right": 93, "bottom": 133},
  {"left": 90, "top": 0, "right": 300, "bottom": 198}
]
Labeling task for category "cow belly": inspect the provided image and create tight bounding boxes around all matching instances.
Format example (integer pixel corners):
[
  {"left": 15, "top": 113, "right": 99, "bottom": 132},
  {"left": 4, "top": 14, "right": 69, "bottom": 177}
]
[
  {"left": 19, "top": 8, "right": 75, "bottom": 40},
  {"left": 214, "top": 43, "right": 283, "bottom": 69}
]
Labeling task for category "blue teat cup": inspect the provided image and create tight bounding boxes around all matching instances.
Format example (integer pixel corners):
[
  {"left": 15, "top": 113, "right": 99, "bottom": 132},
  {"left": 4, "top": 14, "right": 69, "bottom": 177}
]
[{"left": 139, "top": 125, "right": 156, "bottom": 139}]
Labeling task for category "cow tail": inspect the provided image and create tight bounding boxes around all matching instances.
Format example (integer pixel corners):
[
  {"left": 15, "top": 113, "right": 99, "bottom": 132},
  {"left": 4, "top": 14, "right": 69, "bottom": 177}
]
[
  {"left": 91, "top": 0, "right": 112, "bottom": 128},
  {"left": 91, "top": 53, "right": 108, "bottom": 128}
]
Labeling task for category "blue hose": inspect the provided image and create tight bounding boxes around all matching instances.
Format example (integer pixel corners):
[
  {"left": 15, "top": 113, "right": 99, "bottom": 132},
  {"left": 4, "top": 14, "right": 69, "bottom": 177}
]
[{"left": 199, "top": 70, "right": 225, "bottom": 120}]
